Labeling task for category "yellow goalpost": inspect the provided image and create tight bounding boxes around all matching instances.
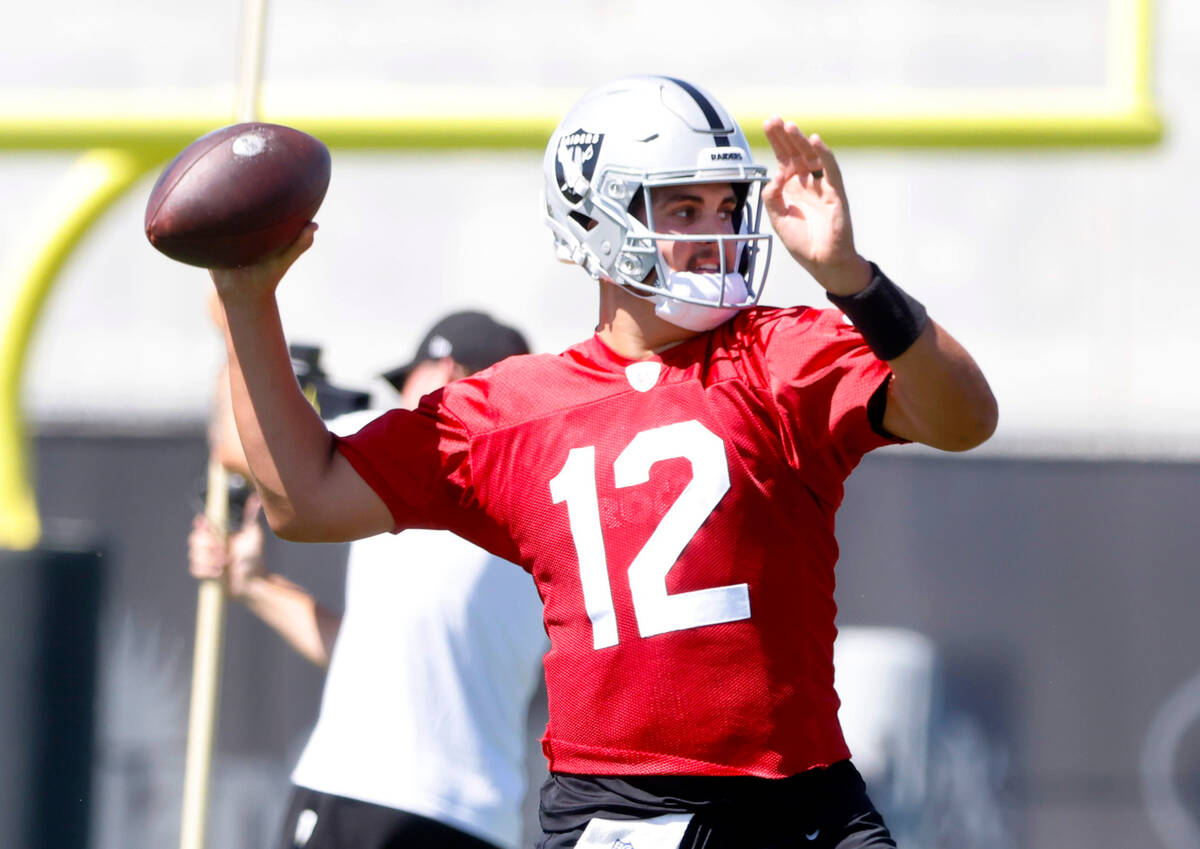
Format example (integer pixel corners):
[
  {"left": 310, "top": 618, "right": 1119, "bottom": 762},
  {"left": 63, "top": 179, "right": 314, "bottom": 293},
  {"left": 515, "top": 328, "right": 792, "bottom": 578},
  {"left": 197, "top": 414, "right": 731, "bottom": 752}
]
[{"left": 0, "top": 0, "right": 1164, "bottom": 550}]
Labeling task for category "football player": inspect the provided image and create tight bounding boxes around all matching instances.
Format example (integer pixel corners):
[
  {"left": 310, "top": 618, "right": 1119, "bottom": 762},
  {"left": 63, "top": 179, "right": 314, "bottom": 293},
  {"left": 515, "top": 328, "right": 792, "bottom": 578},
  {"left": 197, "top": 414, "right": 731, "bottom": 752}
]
[{"left": 209, "top": 76, "right": 998, "bottom": 848}]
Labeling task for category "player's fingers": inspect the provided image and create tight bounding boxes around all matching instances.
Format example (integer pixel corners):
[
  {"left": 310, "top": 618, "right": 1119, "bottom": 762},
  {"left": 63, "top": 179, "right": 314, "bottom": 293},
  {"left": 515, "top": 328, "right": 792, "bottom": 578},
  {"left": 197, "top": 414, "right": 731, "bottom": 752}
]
[
  {"left": 796, "top": 138, "right": 826, "bottom": 181},
  {"left": 779, "top": 121, "right": 810, "bottom": 165},
  {"left": 762, "top": 118, "right": 803, "bottom": 171},
  {"left": 764, "top": 118, "right": 825, "bottom": 188},
  {"left": 760, "top": 176, "right": 800, "bottom": 228},
  {"left": 761, "top": 171, "right": 783, "bottom": 210},
  {"left": 762, "top": 116, "right": 791, "bottom": 161},
  {"left": 287, "top": 222, "right": 318, "bottom": 259},
  {"left": 781, "top": 121, "right": 822, "bottom": 172},
  {"left": 810, "top": 135, "right": 844, "bottom": 190},
  {"left": 213, "top": 222, "right": 318, "bottom": 292},
  {"left": 260, "top": 222, "right": 317, "bottom": 280}
]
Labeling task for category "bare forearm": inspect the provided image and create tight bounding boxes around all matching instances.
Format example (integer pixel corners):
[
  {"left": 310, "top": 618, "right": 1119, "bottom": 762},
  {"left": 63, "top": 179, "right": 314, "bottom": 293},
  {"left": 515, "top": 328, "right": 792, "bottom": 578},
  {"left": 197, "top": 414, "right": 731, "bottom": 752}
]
[
  {"left": 240, "top": 573, "right": 341, "bottom": 667},
  {"left": 884, "top": 320, "right": 998, "bottom": 451},
  {"left": 220, "top": 290, "right": 339, "bottom": 536},
  {"left": 207, "top": 228, "right": 396, "bottom": 543}
]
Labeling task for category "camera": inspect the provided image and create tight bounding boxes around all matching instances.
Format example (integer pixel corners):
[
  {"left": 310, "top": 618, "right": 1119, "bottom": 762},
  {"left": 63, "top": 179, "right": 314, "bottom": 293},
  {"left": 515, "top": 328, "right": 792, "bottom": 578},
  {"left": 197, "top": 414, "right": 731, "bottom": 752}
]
[{"left": 289, "top": 343, "right": 372, "bottom": 420}]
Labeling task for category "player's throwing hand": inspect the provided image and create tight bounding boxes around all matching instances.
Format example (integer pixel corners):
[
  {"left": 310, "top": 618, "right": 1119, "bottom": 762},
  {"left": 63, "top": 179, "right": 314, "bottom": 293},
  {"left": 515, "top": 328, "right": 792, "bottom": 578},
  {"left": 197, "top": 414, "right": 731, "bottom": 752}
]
[{"left": 208, "top": 222, "right": 318, "bottom": 303}]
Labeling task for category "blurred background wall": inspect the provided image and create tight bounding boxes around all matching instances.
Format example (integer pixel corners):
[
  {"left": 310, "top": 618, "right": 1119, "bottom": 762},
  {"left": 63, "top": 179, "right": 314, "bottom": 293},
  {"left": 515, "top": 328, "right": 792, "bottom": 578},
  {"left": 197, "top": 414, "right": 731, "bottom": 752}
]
[{"left": 2, "top": 1, "right": 1199, "bottom": 847}]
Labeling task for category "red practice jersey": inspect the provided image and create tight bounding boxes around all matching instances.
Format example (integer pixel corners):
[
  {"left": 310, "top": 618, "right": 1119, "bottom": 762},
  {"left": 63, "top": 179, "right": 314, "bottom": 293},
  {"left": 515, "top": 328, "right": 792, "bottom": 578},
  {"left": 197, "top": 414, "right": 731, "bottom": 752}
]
[{"left": 336, "top": 306, "right": 898, "bottom": 778}]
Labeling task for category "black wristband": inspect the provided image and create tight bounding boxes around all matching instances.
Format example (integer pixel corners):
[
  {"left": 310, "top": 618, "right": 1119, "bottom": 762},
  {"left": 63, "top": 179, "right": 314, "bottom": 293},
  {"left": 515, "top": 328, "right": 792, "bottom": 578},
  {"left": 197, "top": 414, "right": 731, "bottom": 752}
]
[{"left": 826, "top": 263, "right": 929, "bottom": 360}]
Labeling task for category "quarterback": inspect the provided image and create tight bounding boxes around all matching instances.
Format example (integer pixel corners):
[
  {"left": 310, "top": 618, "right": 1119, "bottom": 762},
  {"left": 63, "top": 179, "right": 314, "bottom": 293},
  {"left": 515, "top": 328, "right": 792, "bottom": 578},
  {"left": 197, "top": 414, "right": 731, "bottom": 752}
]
[{"left": 210, "top": 77, "right": 997, "bottom": 848}]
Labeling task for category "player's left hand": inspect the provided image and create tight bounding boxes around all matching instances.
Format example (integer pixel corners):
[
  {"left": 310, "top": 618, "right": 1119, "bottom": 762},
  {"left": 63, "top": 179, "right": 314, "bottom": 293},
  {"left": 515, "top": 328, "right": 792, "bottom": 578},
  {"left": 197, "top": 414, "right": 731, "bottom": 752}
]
[{"left": 762, "top": 118, "right": 870, "bottom": 296}]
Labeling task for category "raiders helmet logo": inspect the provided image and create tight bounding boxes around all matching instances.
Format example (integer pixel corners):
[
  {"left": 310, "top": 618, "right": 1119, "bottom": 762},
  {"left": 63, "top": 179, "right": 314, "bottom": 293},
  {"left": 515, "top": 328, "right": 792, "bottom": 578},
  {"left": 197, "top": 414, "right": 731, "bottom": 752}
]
[{"left": 555, "top": 129, "right": 603, "bottom": 205}]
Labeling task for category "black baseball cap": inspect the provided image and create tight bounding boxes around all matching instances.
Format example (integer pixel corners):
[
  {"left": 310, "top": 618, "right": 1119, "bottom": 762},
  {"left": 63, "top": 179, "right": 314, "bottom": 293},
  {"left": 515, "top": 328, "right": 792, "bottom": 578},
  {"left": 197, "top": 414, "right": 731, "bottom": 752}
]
[{"left": 381, "top": 310, "right": 530, "bottom": 390}]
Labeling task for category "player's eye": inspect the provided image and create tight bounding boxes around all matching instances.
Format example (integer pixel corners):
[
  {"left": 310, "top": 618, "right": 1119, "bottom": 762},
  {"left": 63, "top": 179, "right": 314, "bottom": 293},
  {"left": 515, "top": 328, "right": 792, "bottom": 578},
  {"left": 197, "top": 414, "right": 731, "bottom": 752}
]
[
  {"left": 670, "top": 201, "right": 706, "bottom": 221},
  {"left": 654, "top": 204, "right": 691, "bottom": 228}
]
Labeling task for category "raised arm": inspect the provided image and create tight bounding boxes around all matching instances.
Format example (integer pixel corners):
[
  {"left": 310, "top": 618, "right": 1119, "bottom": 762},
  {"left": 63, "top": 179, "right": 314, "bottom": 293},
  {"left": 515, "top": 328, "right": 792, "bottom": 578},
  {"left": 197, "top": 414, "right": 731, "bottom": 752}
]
[
  {"left": 209, "top": 225, "right": 394, "bottom": 540},
  {"left": 761, "top": 117, "right": 998, "bottom": 451}
]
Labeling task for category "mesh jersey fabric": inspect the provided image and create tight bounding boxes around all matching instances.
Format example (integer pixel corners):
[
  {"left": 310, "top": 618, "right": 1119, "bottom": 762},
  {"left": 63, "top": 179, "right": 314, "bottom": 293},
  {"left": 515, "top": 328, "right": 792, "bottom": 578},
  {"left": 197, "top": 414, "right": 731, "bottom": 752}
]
[
  {"left": 290, "top": 411, "right": 548, "bottom": 849},
  {"left": 335, "top": 306, "right": 898, "bottom": 778}
]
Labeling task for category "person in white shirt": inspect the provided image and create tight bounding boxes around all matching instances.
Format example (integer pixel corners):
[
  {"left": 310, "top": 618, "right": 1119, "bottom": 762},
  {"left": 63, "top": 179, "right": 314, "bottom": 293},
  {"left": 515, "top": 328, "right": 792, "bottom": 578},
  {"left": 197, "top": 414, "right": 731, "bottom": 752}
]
[{"left": 190, "top": 311, "right": 547, "bottom": 849}]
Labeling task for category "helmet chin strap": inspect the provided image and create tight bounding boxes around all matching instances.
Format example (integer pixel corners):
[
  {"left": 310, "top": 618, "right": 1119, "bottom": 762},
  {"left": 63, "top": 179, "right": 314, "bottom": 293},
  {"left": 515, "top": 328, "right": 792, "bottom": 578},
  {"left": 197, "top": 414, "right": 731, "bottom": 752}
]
[{"left": 650, "top": 270, "right": 749, "bottom": 332}]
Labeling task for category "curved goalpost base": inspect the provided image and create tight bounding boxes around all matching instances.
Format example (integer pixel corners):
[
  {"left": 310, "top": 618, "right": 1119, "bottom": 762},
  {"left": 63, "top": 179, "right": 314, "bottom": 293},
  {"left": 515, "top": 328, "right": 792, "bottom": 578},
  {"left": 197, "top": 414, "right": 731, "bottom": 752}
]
[{"left": 0, "top": 149, "right": 160, "bottom": 549}]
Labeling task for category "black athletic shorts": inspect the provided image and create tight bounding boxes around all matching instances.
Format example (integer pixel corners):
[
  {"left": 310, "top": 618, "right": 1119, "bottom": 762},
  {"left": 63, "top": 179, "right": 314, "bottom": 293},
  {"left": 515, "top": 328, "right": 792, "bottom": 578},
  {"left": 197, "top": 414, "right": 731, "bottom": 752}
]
[
  {"left": 538, "top": 759, "right": 896, "bottom": 849},
  {"left": 276, "top": 785, "right": 501, "bottom": 849}
]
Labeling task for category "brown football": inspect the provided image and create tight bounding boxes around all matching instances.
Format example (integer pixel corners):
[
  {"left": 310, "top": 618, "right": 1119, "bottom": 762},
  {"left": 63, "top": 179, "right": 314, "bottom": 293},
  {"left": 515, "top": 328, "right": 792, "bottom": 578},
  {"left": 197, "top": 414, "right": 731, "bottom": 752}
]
[{"left": 144, "top": 122, "right": 331, "bottom": 268}]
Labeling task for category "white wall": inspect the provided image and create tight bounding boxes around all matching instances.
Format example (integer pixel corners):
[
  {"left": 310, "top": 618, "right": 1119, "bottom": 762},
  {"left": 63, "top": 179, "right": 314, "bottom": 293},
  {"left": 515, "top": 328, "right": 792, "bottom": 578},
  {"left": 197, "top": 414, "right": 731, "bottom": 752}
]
[{"left": 2, "top": 0, "right": 1198, "bottom": 459}]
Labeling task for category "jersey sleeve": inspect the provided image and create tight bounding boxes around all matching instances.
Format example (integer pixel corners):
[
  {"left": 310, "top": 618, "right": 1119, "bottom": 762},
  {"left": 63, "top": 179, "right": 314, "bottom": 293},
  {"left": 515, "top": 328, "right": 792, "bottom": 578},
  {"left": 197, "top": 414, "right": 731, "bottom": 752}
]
[
  {"left": 332, "top": 391, "right": 522, "bottom": 563},
  {"left": 757, "top": 306, "right": 903, "bottom": 479},
  {"left": 333, "top": 396, "right": 469, "bottom": 530}
]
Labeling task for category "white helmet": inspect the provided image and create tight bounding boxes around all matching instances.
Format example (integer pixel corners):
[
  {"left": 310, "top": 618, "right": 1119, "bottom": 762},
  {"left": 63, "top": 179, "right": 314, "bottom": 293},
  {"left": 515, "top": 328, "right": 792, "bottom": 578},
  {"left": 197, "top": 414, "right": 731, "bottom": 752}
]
[{"left": 542, "top": 76, "right": 773, "bottom": 316}]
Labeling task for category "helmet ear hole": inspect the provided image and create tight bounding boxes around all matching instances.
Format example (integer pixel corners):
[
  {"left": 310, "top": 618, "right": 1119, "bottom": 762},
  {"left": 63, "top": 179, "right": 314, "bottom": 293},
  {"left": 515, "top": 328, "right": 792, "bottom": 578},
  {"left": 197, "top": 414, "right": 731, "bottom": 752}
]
[
  {"left": 569, "top": 211, "right": 598, "bottom": 232},
  {"left": 626, "top": 189, "right": 646, "bottom": 225}
]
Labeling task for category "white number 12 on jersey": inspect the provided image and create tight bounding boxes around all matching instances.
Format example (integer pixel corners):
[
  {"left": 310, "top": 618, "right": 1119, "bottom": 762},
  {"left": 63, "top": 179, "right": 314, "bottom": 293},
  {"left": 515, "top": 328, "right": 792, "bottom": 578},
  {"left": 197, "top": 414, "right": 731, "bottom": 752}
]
[{"left": 549, "top": 420, "right": 751, "bottom": 649}]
